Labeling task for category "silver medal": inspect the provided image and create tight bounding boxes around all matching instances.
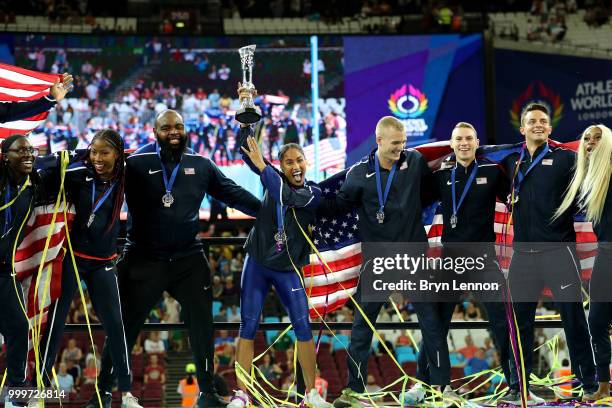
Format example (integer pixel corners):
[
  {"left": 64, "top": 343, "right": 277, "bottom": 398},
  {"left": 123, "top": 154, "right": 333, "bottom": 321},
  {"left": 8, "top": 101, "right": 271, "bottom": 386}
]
[
  {"left": 162, "top": 192, "right": 174, "bottom": 208},
  {"left": 274, "top": 231, "right": 286, "bottom": 244},
  {"left": 376, "top": 210, "right": 385, "bottom": 224},
  {"left": 87, "top": 213, "right": 95, "bottom": 228},
  {"left": 274, "top": 230, "right": 286, "bottom": 252},
  {"left": 450, "top": 214, "right": 457, "bottom": 229}
]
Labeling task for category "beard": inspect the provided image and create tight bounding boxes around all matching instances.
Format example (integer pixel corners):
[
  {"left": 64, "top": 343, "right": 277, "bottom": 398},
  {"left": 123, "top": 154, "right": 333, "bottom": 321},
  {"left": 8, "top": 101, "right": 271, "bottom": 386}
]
[{"left": 158, "top": 136, "right": 187, "bottom": 163}]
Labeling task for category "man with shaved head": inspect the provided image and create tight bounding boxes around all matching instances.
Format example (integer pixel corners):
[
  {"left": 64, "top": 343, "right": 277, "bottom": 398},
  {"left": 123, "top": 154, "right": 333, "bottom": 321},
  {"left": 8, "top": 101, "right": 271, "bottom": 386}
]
[{"left": 87, "top": 110, "right": 260, "bottom": 408}]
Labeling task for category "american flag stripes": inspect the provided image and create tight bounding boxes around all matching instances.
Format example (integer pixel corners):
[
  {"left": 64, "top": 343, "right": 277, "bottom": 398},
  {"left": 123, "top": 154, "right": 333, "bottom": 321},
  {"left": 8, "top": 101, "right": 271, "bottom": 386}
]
[
  {"left": 14, "top": 203, "right": 75, "bottom": 365},
  {"left": 303, "top": 136, "right": 347, "bottom": 172},
  {"left": 0, "top": 63, "right": 59, "bottom": 140}
]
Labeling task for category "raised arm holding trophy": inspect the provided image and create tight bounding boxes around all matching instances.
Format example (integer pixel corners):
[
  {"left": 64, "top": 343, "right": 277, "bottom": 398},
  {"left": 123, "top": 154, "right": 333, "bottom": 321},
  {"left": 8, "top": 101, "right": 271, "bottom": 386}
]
[{"left": 235, "top": 45, "right": 262, "bottom": 125}]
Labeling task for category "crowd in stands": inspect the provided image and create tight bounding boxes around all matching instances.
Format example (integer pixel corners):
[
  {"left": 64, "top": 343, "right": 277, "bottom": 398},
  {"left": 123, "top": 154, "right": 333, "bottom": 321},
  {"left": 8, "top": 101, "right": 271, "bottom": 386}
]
[
  {"left": 525, "top": 0, "right": 575, "bottom": 41},
  {"left": 18, "top": 46, "right": 346, "bottom": 165},
  {"left": 583, "top": 0, "right": 610, "bottom": 26},
  {"left": 0, "top": 0, "right": 133, "bottom": 32},
  {"left": 44, "top": 326, "right": 170, "bottom": 402},
  {"left": 222, "top": 0, "right": 481, "bottom": 21},
  {"left": 497, "top": 0, "right": 611, "bottom": 43},
  {"left": 224, "top": 0, "right": 472, "bottom": 33}
]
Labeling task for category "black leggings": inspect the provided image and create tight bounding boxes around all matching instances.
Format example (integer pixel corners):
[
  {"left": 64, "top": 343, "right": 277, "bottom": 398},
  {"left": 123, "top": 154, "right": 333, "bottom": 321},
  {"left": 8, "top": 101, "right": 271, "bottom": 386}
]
[
  {"left": 0, "top": 274, "right": 29, "bottom": 387},
  {"left": 39, "top": 257, "right": 132, "bottom": 390},
  {"left": 588, "top": 248, "right": 612, "bottom": 382}
]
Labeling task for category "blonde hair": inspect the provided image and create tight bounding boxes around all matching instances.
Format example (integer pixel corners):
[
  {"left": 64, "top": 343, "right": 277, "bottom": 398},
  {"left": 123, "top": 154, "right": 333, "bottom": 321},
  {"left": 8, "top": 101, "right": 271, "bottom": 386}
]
[
  {"left": 554, "top": 124, "right": 612, "bottom": 225},
  {"left": 452, "top": 122, "right": 478, "bottom": 138},
  {"left": 375, "top": 116, "right": 405, "bottom": 136}
]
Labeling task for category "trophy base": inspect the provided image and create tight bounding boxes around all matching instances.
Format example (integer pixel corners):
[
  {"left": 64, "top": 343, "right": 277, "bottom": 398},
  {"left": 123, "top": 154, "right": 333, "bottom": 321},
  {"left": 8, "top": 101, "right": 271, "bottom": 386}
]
[{"left": 236, "top": 106, "right": 262, "bottom": 124}]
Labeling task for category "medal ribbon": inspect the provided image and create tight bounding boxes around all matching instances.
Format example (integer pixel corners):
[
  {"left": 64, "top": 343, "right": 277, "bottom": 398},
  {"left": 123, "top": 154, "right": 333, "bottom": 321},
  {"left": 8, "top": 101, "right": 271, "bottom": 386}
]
[
  {"left": 155, "top": 142, "right": 183, "bottom": 198},
  {"left": 0, "top": 176, "right": 30, "bottom": 212},
  {"left": 513, "top": 143, "right": 550, "bottom": 198},
  {"left": 90, "top": 179, "right": 116, "bottom": 223},
  {"left": 2, "top": 185, "right": 12, "bottom": 236},
  {"left": 276, "top": 202, "right": 288, "bottom": 250},
  {"left": 451, "top": 160, "right": 478, "bottom": 220},
  {"left": 374, "top": 152, "right": 398, "bottom": 219}
]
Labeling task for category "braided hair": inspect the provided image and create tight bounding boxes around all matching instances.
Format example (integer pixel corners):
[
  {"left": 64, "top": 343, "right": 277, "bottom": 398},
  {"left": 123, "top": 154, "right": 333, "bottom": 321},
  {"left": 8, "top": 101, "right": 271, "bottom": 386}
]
[{"left": 83, "top": 129, "right": 126, "bottom": 233}]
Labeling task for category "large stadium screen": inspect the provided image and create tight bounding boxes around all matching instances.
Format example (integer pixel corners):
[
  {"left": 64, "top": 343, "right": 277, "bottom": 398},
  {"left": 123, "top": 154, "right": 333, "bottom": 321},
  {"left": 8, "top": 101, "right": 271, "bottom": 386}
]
[
  {"left": 343, "top": 34, "right": 486, "bottom": 164},
  {"left": 0, "top": 33, "right": 485, "bottom": 218}
]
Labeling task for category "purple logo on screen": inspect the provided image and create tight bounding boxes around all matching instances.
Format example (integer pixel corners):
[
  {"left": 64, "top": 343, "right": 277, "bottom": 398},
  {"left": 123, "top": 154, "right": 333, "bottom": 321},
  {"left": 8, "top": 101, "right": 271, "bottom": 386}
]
[
  {"left": 388, "top": 84, "right": 428, "bottom": 119},
  {"left": 388, "top": 84, "right": 429, "bottom": 137}
]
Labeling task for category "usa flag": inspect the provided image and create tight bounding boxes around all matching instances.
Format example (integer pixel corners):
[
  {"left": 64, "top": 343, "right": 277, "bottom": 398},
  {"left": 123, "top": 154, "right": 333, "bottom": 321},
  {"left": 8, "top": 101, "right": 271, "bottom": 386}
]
[
  {"left": 14, "top": 203, "right": 75, "bottom": 362},
  {"left": 303, "top": 171, "right": 362, "bottom": 317},
  {"left": 0, "top": 64, "right": 71, "bottom": 368},
  {"left": 303, "top": 135, "right": 347, "bottom": 172},
  {"left": 0, "top": 63, "right": 59, "bottom": 140},
  {"left": 303, "top": 140, "right": 597, "bottom": 317}
]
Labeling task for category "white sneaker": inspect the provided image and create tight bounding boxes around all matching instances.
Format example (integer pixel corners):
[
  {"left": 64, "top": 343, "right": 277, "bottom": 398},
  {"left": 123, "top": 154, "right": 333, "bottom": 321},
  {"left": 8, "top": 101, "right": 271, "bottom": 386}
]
[
  {"left": 228, "top": 390, "right": 250, "bottom": 408},
  {"left": 499, "top": 389, "right": 546, "bottom": 406},
  {"left": 304, "top": 388, "right": 332, "bottom": 408},
  {"left": 528, "top": 390, "right": 545, "bottom": 405},
  {"left": 27, "top": 399, "right": 43, "bottom": 408},
  {"left": 403, "top": 383, "right": 426, "bottom": 405},
  {"left": 121, "top": 393, "right": 143, "bottom": 408},
  {"left": 5, "top": 396, "right": 30, "bottom": 408},
  {"left": 441, "top": 385, "right": 462, "bottom": 407}
]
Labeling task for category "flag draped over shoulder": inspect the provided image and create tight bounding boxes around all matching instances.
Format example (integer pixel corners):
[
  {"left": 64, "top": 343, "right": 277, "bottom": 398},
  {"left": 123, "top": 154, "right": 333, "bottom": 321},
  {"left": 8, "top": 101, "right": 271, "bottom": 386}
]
[
  {"left": 0, "top": 62, "right": 68, "bottom": 373},
  {"left": 10, "top": 150, "right": 77, "bottom": 370},
  {"left": 0, "top": 63, "right": 59, "bottom": 140},
  {"left": 14, "top": 204, "right": 75, "bottom": 360},
  {"left": 304, "top": 140, "right": 596, "bottom": 317}
]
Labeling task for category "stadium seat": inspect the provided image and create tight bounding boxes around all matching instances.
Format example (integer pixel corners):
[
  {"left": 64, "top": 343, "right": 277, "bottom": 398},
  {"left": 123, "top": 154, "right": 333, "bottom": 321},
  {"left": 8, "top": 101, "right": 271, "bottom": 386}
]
[
  {"left": 401, "top": 362, "right": 417, "bottom": 376},
  {"left": 212, "top": 300, "right": 222, "bottom": 316},
  {"left": 450, "top": 351, "right": 466, "bottom": 367},
  {"left": 263, "top": 316, "right": 280, "bottom": 345},
  {"left": 143, "top": 382, "right": 163, "bottom": 390},
  {"left": 79, "top": 383, "right": 96, "bottom": 400},
  {"left": 396, "top": 345, "right": 417, "bottom": 364},
  {"left": 450, "top": 366, "right": 465, "bottom": 380},
  {"left": 142, "top": 387, "right": 163, "bottom": 403},
  {"left": 331, "top": 334, "right": 349, "bottom": 351}
]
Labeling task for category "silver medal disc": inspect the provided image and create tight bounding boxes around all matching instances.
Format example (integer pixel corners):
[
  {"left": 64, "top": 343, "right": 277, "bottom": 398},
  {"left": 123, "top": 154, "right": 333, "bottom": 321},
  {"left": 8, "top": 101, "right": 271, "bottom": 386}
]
[
  {"left": 162, "top": 192, "right": 174, "bottom": 208},
  {"left": 450, "top": 214, "right": 458, "bottom": 229},
  {"left": 87, "top": 213, "right": 95, "bottom": 228},
  {"left": 274, "top": 231, "right": 286, "bottom": 243}
]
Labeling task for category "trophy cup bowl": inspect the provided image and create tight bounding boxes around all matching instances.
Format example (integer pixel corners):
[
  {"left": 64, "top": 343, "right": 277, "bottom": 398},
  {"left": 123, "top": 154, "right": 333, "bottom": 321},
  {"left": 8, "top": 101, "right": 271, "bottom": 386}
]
[
  {"left": 235, "top": 105, "right": 262, "bottom": 125},
  {"left": 236, "top": 45, "right": 262, "bottom": 125}
]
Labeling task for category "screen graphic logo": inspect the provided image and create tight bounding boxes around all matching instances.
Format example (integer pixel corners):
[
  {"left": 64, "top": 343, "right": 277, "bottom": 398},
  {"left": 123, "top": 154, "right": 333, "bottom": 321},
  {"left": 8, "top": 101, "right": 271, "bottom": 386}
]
[
  {"left": 510, "top": 81, "right": 564, "bottom": 130},
  {"left": 388, "top": 84, "right": 429, "bottom": 138},
  {"left": 389, "top": 84, "right": 428, "bottom": 119}
]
